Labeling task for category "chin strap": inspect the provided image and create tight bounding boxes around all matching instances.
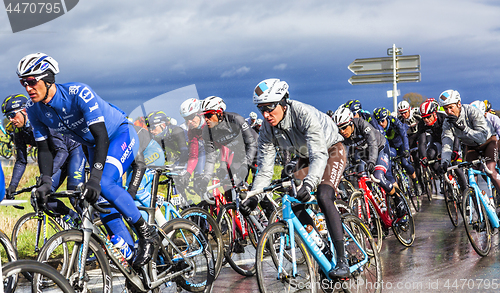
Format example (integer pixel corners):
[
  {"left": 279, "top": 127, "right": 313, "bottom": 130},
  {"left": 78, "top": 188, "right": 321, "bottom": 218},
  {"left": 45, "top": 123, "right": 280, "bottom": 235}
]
[{"left": 41, "top": 82, "right": 53, "bottom": 103}]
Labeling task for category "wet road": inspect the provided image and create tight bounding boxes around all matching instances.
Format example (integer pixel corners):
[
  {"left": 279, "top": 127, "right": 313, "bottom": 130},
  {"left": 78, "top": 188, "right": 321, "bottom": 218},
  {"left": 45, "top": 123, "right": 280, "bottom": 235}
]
[{"left": 211, "top": 193, "right": 500, "bottom": 293}]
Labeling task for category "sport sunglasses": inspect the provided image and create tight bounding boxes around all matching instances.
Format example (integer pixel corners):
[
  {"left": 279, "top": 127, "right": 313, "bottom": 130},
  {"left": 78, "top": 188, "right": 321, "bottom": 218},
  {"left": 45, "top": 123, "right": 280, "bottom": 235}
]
[
  {"left": 257, "top": 102, "right": 279, "bottom": 114},
  {"left": 6, "top": 110, "right": 21, "bottom": 119},
  {"left": 20, "top": 74, "right": 47, "bottom": 87}
]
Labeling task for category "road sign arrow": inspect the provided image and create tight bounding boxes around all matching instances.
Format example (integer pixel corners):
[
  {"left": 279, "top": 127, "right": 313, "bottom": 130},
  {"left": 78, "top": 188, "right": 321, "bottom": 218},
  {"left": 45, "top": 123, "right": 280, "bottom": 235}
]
[
  {"left": 348, "top": 72, "right": 421, "bottom": 85},
  {"left": 348, "top": 55, "right": 420, "bottom": 74}
]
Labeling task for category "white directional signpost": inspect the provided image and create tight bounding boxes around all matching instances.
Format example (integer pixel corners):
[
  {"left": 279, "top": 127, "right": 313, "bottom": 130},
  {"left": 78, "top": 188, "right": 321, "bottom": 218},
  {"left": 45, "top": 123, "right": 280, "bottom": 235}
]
[{"left": 348, "top": 44, "right": 421, "bottom": 112}]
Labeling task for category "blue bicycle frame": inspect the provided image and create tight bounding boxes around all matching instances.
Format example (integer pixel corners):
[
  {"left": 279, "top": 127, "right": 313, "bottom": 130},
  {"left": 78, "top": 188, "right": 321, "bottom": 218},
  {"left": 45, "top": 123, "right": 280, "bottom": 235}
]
[
  {"left": 280, "top": 191, "right": 369, "bottom": 279},
  {"left": 465, "top": 167, "right": 499, "bottom": 228}
]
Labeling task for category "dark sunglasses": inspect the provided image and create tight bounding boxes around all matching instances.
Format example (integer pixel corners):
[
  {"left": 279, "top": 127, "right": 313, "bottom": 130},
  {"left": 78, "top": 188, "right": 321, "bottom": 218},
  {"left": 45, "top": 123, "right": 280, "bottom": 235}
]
[
  {"left": 184, "top": 113, "right": 198, "bottom": 121},
  {"left": 257, "top": 102, "right": 279, "bottom": 114},
  {"left": 203, "top": 111, "right": 217, "bottom": 119},
  {"left": 6, "top": 111, "right": 20, "bottom": 119},
  {"left": 338, "top": 123, "right": 350, "bottom": 131},
  {"left": 20, "top": 74, "right": 47, "bottom": 87}
]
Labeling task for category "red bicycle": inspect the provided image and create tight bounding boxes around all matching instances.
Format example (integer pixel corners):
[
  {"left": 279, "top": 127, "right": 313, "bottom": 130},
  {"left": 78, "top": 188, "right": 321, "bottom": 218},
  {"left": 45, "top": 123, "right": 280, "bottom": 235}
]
[{"left": 346, "top": 166, "right": 415, "bottom": 249}]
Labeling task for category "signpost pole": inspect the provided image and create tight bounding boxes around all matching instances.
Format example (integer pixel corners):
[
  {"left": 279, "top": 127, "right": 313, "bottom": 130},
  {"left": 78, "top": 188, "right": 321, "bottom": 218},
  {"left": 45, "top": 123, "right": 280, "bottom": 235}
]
[{"left": 392, "top": 44, "right": 398, "bottom": 113}]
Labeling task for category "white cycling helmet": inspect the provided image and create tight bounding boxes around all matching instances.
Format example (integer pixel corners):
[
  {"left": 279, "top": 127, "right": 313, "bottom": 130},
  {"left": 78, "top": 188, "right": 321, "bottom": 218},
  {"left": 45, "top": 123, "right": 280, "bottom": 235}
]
[
  {"left": 170, "top": 118, "right": 177, "bottom": 125},
  {"left": 332, "top": 107, "right": 353, "bottom": 128},
  {"left": 438, "top": 89, "right": 461, "bottom": 107},
  {"left": 249, "top": 112, "right": 257, "bottom": 120},
  {"left": 179, "top": 98, "right": 201, "bottom": 118},
  {"left": 397, "top": 101, "right": 411, "bottom": 113},
  {"left": 17, "top": 52, "right": 60, "bottom": 77},
  {"left": 202, "top": 96, "right": 226, "bottom": 112},
  {"left": 253, "top": 78, "right": 289, "bottom": 104},
  {"left": 255, "top": 118, "right": 263, "bottom": 126},
  {"left": 470, "top": 100, "right": 486, "bottom": 114}
]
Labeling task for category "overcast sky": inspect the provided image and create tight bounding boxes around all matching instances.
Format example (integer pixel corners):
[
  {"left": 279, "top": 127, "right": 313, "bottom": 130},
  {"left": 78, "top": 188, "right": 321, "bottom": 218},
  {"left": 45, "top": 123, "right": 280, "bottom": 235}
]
[{"left": 1, "top": 0, "right": 500, "bottom": 122}]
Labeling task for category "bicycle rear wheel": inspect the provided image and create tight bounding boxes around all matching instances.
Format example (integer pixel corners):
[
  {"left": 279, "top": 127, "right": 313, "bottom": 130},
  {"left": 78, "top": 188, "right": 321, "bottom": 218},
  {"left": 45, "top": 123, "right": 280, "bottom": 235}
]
[
  {"left": 0, "top": 230, "right": 18, "bottom": 292},
  {"left": 390, "top": 190, "right": 415, "bottom": 247},
  {"left": 348, "top": 191, "right": 382, "bottom": 255},
  {"left": 462, "top": 188, "right": 491, "bottom": 256},
  {"left": 11, "top": 212, "right": 64, "bottom": 259},
  {"left": 216, "top": 202, "right": 257, "bottom": 276},
  {"left": 155, "top": 218, "right": 215, "bottom": 292},
  {"left": 256, "top": 222, "right": 316, "bottom": 293},
  {"left": 3, "top": 260, "right": 74, "bottom": 293},
  {"left": 180, "top": 206, "right": 224, "bottom": 279},
  {"left": 421, "top": 165, "right": 434, "bottom": 202},
  {"left": 342, "top": 214, "right": 382, "bottom": 293}
]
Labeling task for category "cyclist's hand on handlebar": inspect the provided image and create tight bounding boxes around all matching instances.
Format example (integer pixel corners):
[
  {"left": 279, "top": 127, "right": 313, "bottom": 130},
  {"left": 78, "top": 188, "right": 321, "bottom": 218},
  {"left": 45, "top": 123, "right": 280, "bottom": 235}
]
[
  {"left": 35, "top": 175, "right": 52, "bottom": 207},
  {"left": 437, "top": 161, "right": 449, "bottom": 175},
  {"left": 177, "top": 170, "right": 191, "bottom": 186},
  {"left": 195, "top": 175, "right": 210, "bottom": 196},
  {"left": 420, "top": 157, "right": 428, "bottom": 166},
  {"left": 296, "top": 181, "right": 313, "bottom": 202},
  {"left": 240, "top": 196, "right": 258, "bottom": 217},
  {"left": 5, "top": 185, "right": 16, "bottom": 199},
  {"left": 83, "top": 177, "right": 101, "bottom": 204},
  {"left": 366, "top": 162, "right": 375, "bottom": 174},
  {"left": 403, "top": 150, "right": 411, "bottom": 158}
]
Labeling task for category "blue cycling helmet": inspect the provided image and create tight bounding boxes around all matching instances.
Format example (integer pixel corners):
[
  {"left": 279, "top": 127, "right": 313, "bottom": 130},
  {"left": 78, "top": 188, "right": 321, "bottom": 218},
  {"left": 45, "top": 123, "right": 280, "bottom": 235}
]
[
  {"left": 373, "top": 107, "right": 391, "bottom": 122},
  {"left": 2, "top": 94, "right": 28, "bottom": 115},
  {"left": 346, "top": 99, "right": 362, "bottom": 114}
]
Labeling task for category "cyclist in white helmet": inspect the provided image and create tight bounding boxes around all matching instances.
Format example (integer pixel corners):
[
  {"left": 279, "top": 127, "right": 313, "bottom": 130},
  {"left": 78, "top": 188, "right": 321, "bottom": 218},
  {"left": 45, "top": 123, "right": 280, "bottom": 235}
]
[
  {"left": 439, "top": 90, "right": 500, "bottom": 195},
  {"left": 246, "top": 111, "right": 258, "bottom": 127},
  {"left": 246, "top": 78, "right": 349, "bottom": 278}
]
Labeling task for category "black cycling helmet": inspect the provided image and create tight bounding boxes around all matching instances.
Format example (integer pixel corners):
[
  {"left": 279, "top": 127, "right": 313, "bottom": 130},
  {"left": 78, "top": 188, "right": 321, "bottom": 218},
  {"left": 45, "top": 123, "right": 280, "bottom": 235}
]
[
  {"left": 373, "top": 107, "right": 391, "bottom": 122},
  {"left": 2, "top": 94, "right": 28, "bottom": 115},
  {"left": 485, "top": 100, "right": 492, "bottom": 112},
  {"left": 326, "top": 110, "right": 334, "bottom": 117}
]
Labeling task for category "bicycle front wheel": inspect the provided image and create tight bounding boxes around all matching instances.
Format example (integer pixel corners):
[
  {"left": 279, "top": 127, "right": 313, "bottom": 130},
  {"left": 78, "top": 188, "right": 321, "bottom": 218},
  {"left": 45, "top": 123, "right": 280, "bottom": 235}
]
[
  {"left": 256, "top": 222, "right": 316, "bottom": 293},
  {"left": 36, "top": 229, "right": 112, "bottom": 293},
  {"left": 180, "top": 206, "right": 224, "bottom": 279},
  {"left": 390, "top": 191, "right": 415, "bottom": 247},
  {"left": 217, "top": 202, "right": 257, "bottom": 276},
  {"left": 11, "top": 212, "right": 64, "bottom": 259},
  {"left": 342, "top": 214, "right": 382, "bottom": 293},
  {"left": 462, "top": 188, "right": 491, "bottom": 256},
  {"left": 155, "top": 218, "right": 215, "bottom": 293},
  {"left": 3, "top": 260, "right": 74, "bottom": 293},
  {"left": 443, "top": 178, "right": 460, "bottom": 227},
  {"left": 349, "top": 191, "right": 382, "bottom": 255},
  {"left": 0, "top": 230, "right": 18, "bottom": 292}
]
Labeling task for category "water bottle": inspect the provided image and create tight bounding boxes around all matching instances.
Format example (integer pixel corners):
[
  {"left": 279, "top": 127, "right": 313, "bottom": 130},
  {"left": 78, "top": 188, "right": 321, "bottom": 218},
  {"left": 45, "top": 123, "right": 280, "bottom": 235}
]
[
  {"left": 110, "top": 235, "right": 134, "bottom": 261},
  {"left": 316, "top": 213, "right": 328, "bottom": 235},
  {"left": 305, "top": 225, "right": 324, "bottom": 249},
  {"left": 374, "top": 193, "right": 387, "bottom": 212}
]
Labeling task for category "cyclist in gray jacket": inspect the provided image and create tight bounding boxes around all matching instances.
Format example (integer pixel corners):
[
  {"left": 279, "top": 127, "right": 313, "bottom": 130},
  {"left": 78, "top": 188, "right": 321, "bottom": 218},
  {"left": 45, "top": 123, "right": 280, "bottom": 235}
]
[
  {"left": 241, "top": 78, "right": 349, "bottom": 279},
  {"left": 439, "top": 89, "right": 500, "bottom": 193}
]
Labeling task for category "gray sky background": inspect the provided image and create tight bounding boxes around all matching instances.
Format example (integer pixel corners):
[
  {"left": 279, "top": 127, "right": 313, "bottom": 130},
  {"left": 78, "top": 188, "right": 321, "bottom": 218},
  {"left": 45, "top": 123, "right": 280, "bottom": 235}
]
[{"left": 1, "top": 0, "right": 500, "bottom": 121}]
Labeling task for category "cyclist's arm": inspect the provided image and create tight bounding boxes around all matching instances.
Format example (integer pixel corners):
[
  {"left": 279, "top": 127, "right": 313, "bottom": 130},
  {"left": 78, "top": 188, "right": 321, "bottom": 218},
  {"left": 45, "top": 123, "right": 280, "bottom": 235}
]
[
  {"left": 463, "top": 107, "right": 490, "bottom": 144},
  {"left": 186, "top": 133, "right": 200, "bottom": 175},
  {"left": 201, "top": 127, "right": 217, "bottom": 178},
  {"left": 441, "top": 121, "right": 455, "bottom": 164},
  {"left": 37, "top": 138, "right": 53, "bottom": 178},
  {"left": 47, "top": 130, "right": 69, "bottom": 176},
  {"left": 417, "top": 130, "right": 427, "bottom": 159},
  {"left": 487, "top": 113, "right": 500, "bottom": 137},
  {"left": 251, "top": 123, "right": 277, "bottom": 194},
  {"left": 88, "top": 122, "right": 109, "bottom": 181},
  {"left": 237, "top": 115, "right": 258, "bottom": 169},
  {"left": 394, "top": 118, "right": 410, "bottom": 151},
  {"left": 358, "top": 119, "right": 379, "bottom": 165},
  {"left": 10, "top": 134, "right": 28, "bottom": 189},
  {"left": 173, "top": 127, "right": 189, "bottom": 164}
]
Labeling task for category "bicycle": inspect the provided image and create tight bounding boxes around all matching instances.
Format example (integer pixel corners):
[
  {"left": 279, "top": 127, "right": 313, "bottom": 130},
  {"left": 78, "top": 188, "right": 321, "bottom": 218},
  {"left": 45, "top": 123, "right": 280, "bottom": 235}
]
[
  {"left": 251, "top": 177, "right": 382, "bottom": 293},
  {"left": 392, "top": 154, "right": 421, "bottom": 213},
  {"left": 418, "top": 158, "right": 437, "bottom": 203},
  {"left": 451, "top": 158, "right": 499, "bottom": 256},
  {"left": 146, "top": 165, "right": 224, "bottom": 279},
  {"left": 347, "top": 165, "right": 416, "bottom": 248},
  {"left": 10, "top": 185, "right": 78, "bottom": 259},
  {"left": 36, "top": 187, "right": 215, "bottom": 292}
]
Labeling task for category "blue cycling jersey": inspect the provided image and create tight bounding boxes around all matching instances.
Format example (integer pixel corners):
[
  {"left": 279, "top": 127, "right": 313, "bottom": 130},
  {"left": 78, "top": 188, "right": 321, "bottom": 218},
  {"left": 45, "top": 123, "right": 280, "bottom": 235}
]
[{"left": 26, "top": 82, "right": 127, "bottom": 145}]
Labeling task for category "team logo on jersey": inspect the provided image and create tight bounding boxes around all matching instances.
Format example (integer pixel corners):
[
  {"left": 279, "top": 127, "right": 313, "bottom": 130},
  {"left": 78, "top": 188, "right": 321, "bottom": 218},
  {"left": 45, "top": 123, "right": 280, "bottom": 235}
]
[
  {"left": 94, "top": 162, "right": 103, "bottom": 171},
  {"left": 89, "top": 102, "right": 99, "bottom": 113},
  {"left": 45, "top": 112, "right": 52, "bottom": 118},
  {"left": 79, "top": 87, "right": 94, "bottom": 103},
  {"left": 68, "top": 85, "right": 81, "bottom": 95}
]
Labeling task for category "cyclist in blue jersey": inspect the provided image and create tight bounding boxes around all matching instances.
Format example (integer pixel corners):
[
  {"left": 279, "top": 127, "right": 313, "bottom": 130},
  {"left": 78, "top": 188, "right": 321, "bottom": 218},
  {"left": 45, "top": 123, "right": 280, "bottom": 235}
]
[
  {"left": 344, "top": 99, "right": 382, "bottom": 131},
  {"left": 17, "top": 52, "right": 159, "bottom": 268}
]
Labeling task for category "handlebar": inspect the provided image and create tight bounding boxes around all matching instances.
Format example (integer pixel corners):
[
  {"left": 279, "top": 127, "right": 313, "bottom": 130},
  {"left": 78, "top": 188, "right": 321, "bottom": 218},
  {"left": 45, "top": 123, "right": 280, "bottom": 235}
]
[{"left": 240, "top": 177, "right": 298, "bottom": 202}]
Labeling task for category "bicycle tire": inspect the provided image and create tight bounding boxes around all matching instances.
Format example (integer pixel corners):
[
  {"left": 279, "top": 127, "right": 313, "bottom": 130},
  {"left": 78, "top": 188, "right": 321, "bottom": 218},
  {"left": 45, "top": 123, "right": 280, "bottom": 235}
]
[
  {"left": 421, "top": 165, "right": 434, "bottom": 202},
  {"left": 462, "top": 188, "right": 491, "bottom": 256},
  {"left": 216, "top": 202, "right": 257, "bottom": 276},
  {"left": 349, "top": 191, "right": 383, "bottom": 255},
  {"left": 0, "top": 230, "right": 18, "bottom": 292},
  {"left": 443, "top": 176, "right": 460, "bottom": 227},
  {"left": 256, "top": 222, "right": 316, "bottom": 293},
  {"left": 36, "top": 229, "right": 113, "bottom": 292},
  {"left": 390, "top": 190, "right": 415, "bottom": 247},
  {"left": 1, "top": 142, "right": 12, "bottom": 159},
  {"left": 342, "top": 214, "right": 382, "bottom": 293},
  {"left": 180, "top": 207, "right": 224, "bottom": 279},
  {"left": 11, "top": 212, "right": 64, "bottom": 259},
  {"left": 154, "top": 218, "right": 215, "bottom": 293},
  {"left": 3, "top": 260, "right": 75, "bottom": 293}
]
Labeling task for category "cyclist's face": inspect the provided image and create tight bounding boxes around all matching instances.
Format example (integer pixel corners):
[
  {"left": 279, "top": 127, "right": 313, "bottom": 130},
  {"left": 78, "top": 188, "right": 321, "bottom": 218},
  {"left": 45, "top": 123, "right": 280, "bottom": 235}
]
[
  {"left": 150, "top": 123, "right": 164, "bottom": 135},
  {"left": 378, "top": 119, "right": 388, "bottom": 129},
  {"left": 443, "top": 102, "right": 461, "bottom": 117},
  {"left": 260, "top": 103, "right": 284, "bottom": 127},
  {"left": 8, "top": 110, "right": 26, "bottom": 128},
  {"left": 22, "top": 77, "right": 47, "bottom": 103},
  {"left": 186, "top": 115, "right": 201, "bottom": 129},
  {"left": 423, "top": 113, "right": 437, "bottom": 126},
  {"left": 339, "top": 124, "right": 353, "bottom": 138},
  {"left": 401, "top": 110, "right": 410, "bottom": 119},
  {"left": 204, "top": 111, "right": 219, "bottom": 128}
]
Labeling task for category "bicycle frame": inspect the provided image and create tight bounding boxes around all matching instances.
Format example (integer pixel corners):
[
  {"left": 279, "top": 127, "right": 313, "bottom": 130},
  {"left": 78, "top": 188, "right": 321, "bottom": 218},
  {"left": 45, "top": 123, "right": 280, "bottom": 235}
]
[
  {"left": 355, "top": 174, "right": 393, "bottom": 228},
  {"left": 465, "top": 167, "right": 499, "bottom": 229}
]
